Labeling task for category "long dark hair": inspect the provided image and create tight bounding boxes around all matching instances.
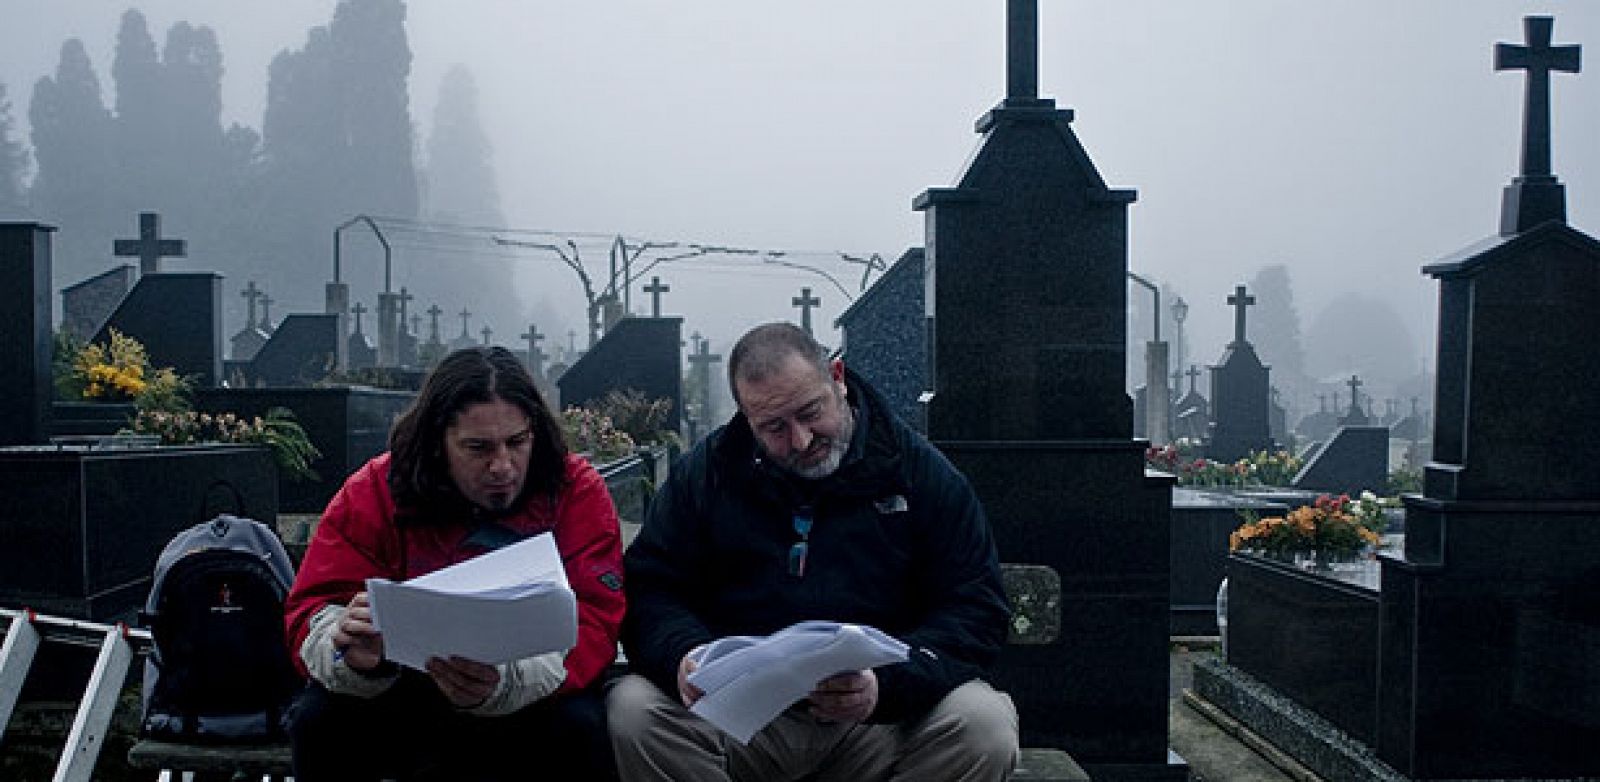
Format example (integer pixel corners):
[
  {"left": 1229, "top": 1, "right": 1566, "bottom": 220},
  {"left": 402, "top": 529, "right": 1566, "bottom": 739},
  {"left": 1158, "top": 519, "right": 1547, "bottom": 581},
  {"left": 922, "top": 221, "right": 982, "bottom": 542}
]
[{"left": 388, "top": 346, "right": 568, "bottom": 516}]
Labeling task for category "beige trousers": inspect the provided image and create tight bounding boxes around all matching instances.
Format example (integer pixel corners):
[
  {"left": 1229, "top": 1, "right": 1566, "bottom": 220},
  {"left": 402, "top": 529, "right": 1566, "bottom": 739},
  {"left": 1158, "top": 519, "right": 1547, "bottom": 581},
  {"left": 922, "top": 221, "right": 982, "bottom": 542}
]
[{"left": 607, "top": 674, "right": 1018, "bottom": 782}]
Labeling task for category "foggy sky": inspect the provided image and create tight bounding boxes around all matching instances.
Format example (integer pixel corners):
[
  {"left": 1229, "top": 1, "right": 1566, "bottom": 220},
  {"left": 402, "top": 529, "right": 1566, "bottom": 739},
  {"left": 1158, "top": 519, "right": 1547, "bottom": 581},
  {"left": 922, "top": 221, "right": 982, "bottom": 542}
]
[{"left": 4, "top": 1, "right": 1598, "bottom": 384}]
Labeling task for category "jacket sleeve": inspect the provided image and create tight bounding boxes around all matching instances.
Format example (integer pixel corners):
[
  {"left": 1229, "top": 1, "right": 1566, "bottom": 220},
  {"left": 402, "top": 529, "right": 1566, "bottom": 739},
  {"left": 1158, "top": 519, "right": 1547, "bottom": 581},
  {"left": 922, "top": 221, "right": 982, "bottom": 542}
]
[
  {"left": 551, "top": 458, "right": 627, "bottom": 693},
  {"left": 870, "top": 444, "right": 1011, "bottom": 724},
  {"left": 619, "top": 451, "right": 717, "bottom": 696},
  {"left": 283, "top": 464, "right": 399, "bottom": 679}
]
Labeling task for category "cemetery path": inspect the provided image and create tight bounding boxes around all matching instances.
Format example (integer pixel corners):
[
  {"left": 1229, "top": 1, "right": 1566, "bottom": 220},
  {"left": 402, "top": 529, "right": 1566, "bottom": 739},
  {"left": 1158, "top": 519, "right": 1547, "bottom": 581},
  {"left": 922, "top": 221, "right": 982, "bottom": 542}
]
[{"left": 1170, "top": 644, "right": 1303, "bottom": 782}]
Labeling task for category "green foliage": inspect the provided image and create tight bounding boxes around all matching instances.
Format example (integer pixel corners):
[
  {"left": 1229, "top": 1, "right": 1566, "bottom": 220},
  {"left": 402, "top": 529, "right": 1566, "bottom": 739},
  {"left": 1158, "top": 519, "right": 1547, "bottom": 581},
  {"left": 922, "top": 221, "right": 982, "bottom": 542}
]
[
  {"left": 561, "top": 406, "right": 636, "bottom": 463},
  {"left": 1386, "top": 466, "right": 1424, "bottom": 496},
  {"left": 124, "top": 407, "right": 321, "bottom": 482},
  {"left": 317, "top": 366, "right": 415, "bottom": 390}
]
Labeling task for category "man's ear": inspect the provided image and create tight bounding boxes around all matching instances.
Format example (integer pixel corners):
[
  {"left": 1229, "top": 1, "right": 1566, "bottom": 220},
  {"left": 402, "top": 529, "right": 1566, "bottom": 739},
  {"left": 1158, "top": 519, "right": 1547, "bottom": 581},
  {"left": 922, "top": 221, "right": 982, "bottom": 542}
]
[{"left": 830, "top": 358, "right": 846, "bottom": 392}]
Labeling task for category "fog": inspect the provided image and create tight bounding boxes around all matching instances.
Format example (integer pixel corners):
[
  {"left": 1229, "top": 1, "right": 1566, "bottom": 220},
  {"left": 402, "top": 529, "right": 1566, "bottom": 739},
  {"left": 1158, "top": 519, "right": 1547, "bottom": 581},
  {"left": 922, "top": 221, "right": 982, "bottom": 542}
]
[{"left": 4, "top": 1, "right": 1598, "bottom": 396}]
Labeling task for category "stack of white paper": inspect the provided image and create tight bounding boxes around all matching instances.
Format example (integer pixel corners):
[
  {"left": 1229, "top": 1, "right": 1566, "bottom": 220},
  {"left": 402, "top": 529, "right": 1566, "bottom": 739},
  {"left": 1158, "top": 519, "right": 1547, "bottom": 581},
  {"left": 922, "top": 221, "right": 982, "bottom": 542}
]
[
  {"left": 686, "top": 620, "right": 909, "bottom": 743},
  {"left": 366, "top": 532, "right": 577, "bottom": 670}
]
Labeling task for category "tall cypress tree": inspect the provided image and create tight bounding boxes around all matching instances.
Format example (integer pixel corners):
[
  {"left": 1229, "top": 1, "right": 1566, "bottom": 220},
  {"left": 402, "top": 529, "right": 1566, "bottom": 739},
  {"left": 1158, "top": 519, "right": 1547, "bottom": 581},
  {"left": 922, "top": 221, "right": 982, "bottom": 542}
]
[
  {"left": 30, "top": 38, "right": 116, "bottom": 287},
  {"left": 0, "top": 83, "right": 30, "bottom": 216},
  {"left": 424, "top": 64, "right": 502, "bottom": 226}
]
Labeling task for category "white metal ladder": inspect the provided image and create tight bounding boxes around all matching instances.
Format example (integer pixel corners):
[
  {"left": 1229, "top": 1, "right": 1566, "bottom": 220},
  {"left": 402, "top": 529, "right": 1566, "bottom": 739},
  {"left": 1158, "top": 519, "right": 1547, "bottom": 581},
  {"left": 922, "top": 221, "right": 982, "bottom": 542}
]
[{"left": 0, "top": 606, "right": 150, "bottom": 782}]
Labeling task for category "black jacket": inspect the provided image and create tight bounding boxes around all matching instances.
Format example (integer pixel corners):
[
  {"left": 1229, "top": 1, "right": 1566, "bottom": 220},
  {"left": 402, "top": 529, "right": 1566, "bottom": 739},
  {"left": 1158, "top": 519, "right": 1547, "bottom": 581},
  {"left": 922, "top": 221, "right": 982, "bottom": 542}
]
[{"left": 621, "top": 371, "right": 1010, "bottom": 724}]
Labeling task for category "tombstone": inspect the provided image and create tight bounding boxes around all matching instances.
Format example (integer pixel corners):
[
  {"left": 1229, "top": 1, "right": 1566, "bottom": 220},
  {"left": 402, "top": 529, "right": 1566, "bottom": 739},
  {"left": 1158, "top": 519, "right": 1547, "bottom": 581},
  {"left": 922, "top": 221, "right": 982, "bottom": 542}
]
[
  {"left": 1336, "top": 374, "right": 1371, "bottom": 426},
  {"left": 1268, "top": 386, "right": 1290, "bottom": 447},
  {"left": 480, "top": 324, "right": 494, "bottom": 347},
  {"left": 419, "top": 303, "right": 447, "bottom": 368},
  {"left": 521, "top": 322, "right": 555, "bottom": 402},
  {"left": 1295, "top": 393, "right": 1339, "bottom": 444},
  {"left": 1389, "top": 396, "right": 1428, "bottom": 441},
  {"left": 448, "top": 307, "right": 477, "bottom": 351},
  {"left": 95, "top": 272, "right": 225, "bottom": 388},
  {"left": 791, "top": 286, "right": 822, "bottom": 336},
  {"left": 1377, "top": 22, "right": 1600, "bottom": 777},
  {"left": 0, "top": 222, "right": 57, "bottom": 446},
  {"left": 1289, "top": 424, "right": 1388, "bottom": 496},
  {"left": 245, "top": 313, "right": 339, "bottom": 387},
  {"left": 395, "top": 287, "right": 418, "bottom": 368},
  {"left": 685, "top": 333, "right": 723, "bottom": 432},
  {"left": 61, "top": 265, "right": 135, "bottom": 342},
  {"left": 1172, "top": 364, "right": 1210, "bottom": 443},
  {"left": 1197, "top": 17, "right": 1600, "bottom": 782},
  {"left": 347, "top": 302, "right": 377, "bottom": 370},
  {"left": 558, "top": 316, "right": 683, "bottom": 434},
  {"left": 376, "top": 291, "right": 402, "bottom": 366},
  {"left": 834, "top": 248, "right": 928, "bottom": 431},
  {"left": 260, "top": 293, "right": 277, "bottom": 334},
  {"left": 914, "top": 2, "right": 1183, "bottom": 776},
  {"left": 230, "top": 280, "right": 271, "bottom": 362},
  {"left": 1206, "top": 284, "right": 1275, "bottom": 462}
]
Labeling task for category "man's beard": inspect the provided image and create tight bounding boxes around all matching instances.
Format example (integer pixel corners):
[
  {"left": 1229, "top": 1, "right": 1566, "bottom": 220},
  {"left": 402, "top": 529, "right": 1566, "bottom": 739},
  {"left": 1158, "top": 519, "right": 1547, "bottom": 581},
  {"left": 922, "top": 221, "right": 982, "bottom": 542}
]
[{"left": 779, "top": 406, "right": 854, "bottom": 480}]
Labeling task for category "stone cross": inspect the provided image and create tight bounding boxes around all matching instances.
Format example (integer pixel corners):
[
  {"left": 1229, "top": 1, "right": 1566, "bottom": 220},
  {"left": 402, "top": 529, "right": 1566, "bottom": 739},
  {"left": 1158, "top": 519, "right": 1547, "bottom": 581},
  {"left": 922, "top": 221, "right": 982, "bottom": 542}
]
[
  {"left": 427, "top": 304, "right": 443, "bottom": 343},
  {"left": 1496, "top": 16, "right": 1580, "bottom": 181},
  {"left": 411, "top": 314, "right": 422, "bottom": 335},
  {"left": 351, "top": 302, "right": 368, "bottom": 335},
  {"left": 1317, "top": 393, "right": 1328, "bottom": 413},
  {"left": 521, "top": 323, "right": 546, "bottom": 362},
  {"left": 1227, "top": 284, "right": 1255, "bottom": 345},
  {"left": 1346, "top": 374, "right": 1363, "bottom": 415},
  {"left": 792, "top": 287, "right": 822, "bottom": 336},
  {"left": 688, "top": 337, "right": 722, "bottom": 371},
  {"left": 1185, "top": 365, "right": 1202, "bottom": 394},
  {"left": 240, "top": 281, "right": 263, "bottom": 328},
  {"left": 113, "top": 212, "right": 187, "bottom": 274},
  {"left": 481, "top": 324, "right": 493, "bottom": 346},
  {"left": 260, "top": 294, "right": 274, "bottom": 331},
  {"left": 644, "top": 276, "right": 670, "bottom": 318},
  {"left": 397, "top": 287, "right": 415, "bottom": 335},
  {"left": 1007, "top": 0, "right": 1038, "bottom": 101},
  {"left": 458, "top": 308, "right": 472, "bottom": 339}
]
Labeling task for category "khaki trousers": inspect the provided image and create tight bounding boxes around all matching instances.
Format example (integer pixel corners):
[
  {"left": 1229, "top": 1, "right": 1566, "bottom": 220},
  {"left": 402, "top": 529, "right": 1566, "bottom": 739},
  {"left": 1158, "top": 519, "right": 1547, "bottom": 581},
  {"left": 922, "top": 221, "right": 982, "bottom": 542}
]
[{"left": 607, "top": 674, "right": 1018, "bottom": 782}]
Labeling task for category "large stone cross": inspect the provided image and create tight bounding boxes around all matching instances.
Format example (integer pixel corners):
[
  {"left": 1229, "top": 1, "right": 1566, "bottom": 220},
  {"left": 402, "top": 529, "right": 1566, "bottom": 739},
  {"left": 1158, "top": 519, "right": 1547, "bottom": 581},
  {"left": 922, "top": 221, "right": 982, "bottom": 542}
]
[
  {"left": 1185, "top": 365, "right": 1202, "bottom": 394},
  {"left": 426, "top": 304, "right": 443, "bottom": 342},
  {"left": 350, "top": 302, "right": 368, "bottom": 335},
  {"left": 481, "top": 325, "right": 494, "bottom": 346},
  {"left": 240, "top": 281, "right": 263, "bottom": 328},
  {"left": 1007, "top": 0, "right": 1038, "bottom": 101},
  {"left": 260, "top": 294, "right": 274, "bottom": 331},
  {"left": 458, "top": 308, "right": 472, "bottom": 339},
  {"left": 113, "top": 212, "right": 187, "bottom": 274},
  {"left": 1227, "top": 284, "right": 1256, "bottom": 345},
  {"left": 792, "top": 287, "right": 822, "bottom": 336},
  {"left": 644, "top": 276, "right": 671, "bottom": 318},
  {"left": 1496, "top": 16, "right": 1580, "bottom": 180},
  {"left": 1346, "top": 374, "right": 1364, "bottom": 414}
]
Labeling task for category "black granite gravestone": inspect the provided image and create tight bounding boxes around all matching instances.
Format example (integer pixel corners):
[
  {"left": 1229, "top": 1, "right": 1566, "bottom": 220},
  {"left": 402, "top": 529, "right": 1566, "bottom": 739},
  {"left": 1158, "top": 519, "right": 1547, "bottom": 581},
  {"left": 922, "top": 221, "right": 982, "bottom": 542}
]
[
  {"left": 1290, "top": 425, "right": 1388, "bottom": 496},
  {"left": 245, "top": 313, "right": 339, "bottom": 387},
  {"left": 61, "top": 265, "right": 135, "bottom": 342},
  {"left": 1207, "top": 285, "right": 1275, "bottom": 462},
  {"left": 835, "top": 248, "right": 927, "bottom": 432},
  {"left": 94, "top": 272, "right": 224, "bottom": 388},
  {"left": 557, "top": 316, "right": 683, "bottom": 432},
  {"left": 1377, "top": 19, "right": 1600, "bottom": 768},
  {"left": 0, "top": 223, "right": 56, "bottom": 447},
  {"left": 914, "top": 3, "right": 1182, "bottom": 777}
]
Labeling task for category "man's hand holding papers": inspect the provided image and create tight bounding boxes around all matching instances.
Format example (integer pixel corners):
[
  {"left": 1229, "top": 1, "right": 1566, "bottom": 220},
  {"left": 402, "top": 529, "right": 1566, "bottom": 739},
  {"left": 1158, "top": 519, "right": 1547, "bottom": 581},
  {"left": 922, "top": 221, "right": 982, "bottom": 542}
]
[{"left": 683, "top": 620, "right": 909, "bottom": 743}]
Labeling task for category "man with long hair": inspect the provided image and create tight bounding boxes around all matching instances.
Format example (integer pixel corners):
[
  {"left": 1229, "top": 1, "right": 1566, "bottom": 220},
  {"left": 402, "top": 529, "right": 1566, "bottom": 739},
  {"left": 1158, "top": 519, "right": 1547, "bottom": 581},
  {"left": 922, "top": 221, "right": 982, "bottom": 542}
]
[
  {"left": 610, "top": 322, "right": 1017, "bottom": 781},
  {"left": 284, "top": 346, "right": 625, "bottom": 780}
]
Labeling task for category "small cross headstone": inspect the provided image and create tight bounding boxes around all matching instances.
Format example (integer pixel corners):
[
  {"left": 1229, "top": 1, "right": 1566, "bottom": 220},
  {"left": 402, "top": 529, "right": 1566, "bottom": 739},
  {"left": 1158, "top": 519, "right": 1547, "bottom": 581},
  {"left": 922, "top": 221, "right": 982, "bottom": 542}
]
[
  {"left": 396, "top": 287, "right": 415, "bottom": 335},
  {"left": 1226, "top": 284, "right": 1256, "bottom": 345},
  {"left": 1339, "top": 374, "right": 1370, "bottom": 426},
  {"left": 426, "top": 304, "right": 443, "bottom": 343},
  {"left": 644, "top": 276, "right": 671, "bottom": 318},
  {"left": 792, "top": 287, "right": 822, "bottom": 336},
  {"left": 411, "top": 313, "right": 422, "bottom": 335},
  {"left": 113, "top": 212, "right": 187, "bottom": 275},
  {"left": 350, "top": 302, "right": 368, "bottom": 335},
  {"left": 260, "top": 293, "right": 274, "bottom": 332},
  {"left": 521, "top": 323, "right": 546, "bottom": 364},
  {"left": 459, "top": 308, "right": 472, "bottom": 339},
  {"left": 481, "top": 324, "right": 493, "bottom": 346},
  {"left": 240, "top": 281, "right": 263, "bottom": 328},
  {"left": 1185, "top": 365, "right": 1202, "bottom": 395}
]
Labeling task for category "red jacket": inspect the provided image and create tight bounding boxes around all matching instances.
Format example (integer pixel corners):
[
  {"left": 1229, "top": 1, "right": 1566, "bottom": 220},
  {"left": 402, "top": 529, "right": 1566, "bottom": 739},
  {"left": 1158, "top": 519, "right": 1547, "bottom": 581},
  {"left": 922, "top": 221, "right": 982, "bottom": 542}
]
[{"left": 284, "top": 452, "right": 626, "bottom": 694}]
